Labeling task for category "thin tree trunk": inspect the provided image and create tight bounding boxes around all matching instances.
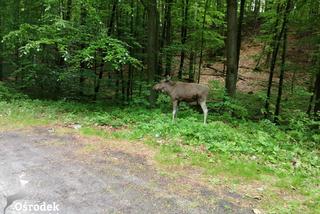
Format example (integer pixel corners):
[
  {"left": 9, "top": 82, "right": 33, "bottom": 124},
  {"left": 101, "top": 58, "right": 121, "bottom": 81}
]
[
  {"left": 79, "top": 4, "right": 86, "bottom": 96},
  {"left": 290, "top": 69, "right": 296, "bottom": 94},
  {"left": 197, "top": 0, "right": 210, "bottom": 83},
  {"left": 141, "top": 0, "right": 160, "bottom": 106},
  {"left": 141, "top": 0, "right": 159, "bottom": 82},
  {"left": 116, "top": 2, "right": 125, "bottom": 101},
  {"left": 178, "top": 0, "right": 189, "bottom": 80},
  {"left": 65, "top": 0, "right": 72, "bottom": 20},
  {"left": 188, "top": 52, "right": 195, "bottom": 81},
  {"left": 255, "top": 43, "right": 266, "bottom": 70},
  {"left": 0, "top": 12, "right": 3, "bottom": 81},
  {"left": 13, "top": 0, "right": 21, "bottom": 83},
  {"left": 0, "top": 0, "right": 5, "bottom": 82},
  {"left": 308, "top": 1, "right": 320, "bottom": 116},
  {"left": 115, "top": 70, "right": 120, "bottom": 99},
  {"left": 108, "top": 0, "right": 118, "bottom": 35},
  {"left": 159, "top": 0, "right": 168, "bottom": 77},
  {"left": 59, "top": 0, "right": 63, "bottom": 19},
  {"left": 274, "top": 13, "right": 289, "bottom": 123},
  {"left": 138, "top": 5, "right": 146, "bottom": 97},
  {"left": 127, "top": 65, "right": 133, "bottom": 102},
  {"left": 225, "top": 0, "right": 238, "bottom": 97},
  {"left": 55, "top": 0, "right": 72, "bottom": 98},
  {"left": 314, "top": 72, "right": 320, "bottom": 115},
  {"left": 264, "top": 3, "right": 281, "bottom": 67},
  {"left": 121, "top": 68, "right": 125, "bottom": 102},
  {"left": 94, "top": 58, "right": 103, "bottom": 100},
  {"left": 164, "top": 0, "right": 173, "bottom": 76},
  {"left": 237, "top": 0, "right": 246, "bottom": 68},
  {"left": 127, "top": 0, "right": 135, "bottom": 102},
  {"left": 0, "top": 52, "right": 3, "bottom": 81},
  {"left": 265, "top": 4, "right": 286, "bottom": 116},
  {"left": 79, "top": 62, "right": 85, "bottom": 96},
  {"left": 253, "top": 0, "right": 260, "bottom": 22},
  {"left": 95, "top": 0, "right": 118, "bottom": 100},
  {"left": 307, "top": 74, "right": 315, "bottom": 115}
]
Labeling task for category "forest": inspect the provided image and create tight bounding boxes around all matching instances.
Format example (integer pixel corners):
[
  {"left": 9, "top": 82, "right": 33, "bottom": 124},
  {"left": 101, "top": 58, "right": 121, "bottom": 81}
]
[{"left": 0, "top": 0, "right": 319, "bottom": 213}]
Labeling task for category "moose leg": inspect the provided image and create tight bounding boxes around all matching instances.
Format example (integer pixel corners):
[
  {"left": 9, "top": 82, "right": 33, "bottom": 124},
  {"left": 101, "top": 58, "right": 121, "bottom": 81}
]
[
  {"left": 200, "top": 101, "right": 208, "bottom": 124},
  {"left": 172, "top": 100, "right": 179, "bottom": 122}
]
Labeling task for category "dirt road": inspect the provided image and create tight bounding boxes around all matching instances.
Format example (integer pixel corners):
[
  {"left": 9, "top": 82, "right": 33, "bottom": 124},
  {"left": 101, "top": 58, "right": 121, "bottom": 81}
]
[{"left": 0, "top": 127, "right": 251, "bottom": 214}]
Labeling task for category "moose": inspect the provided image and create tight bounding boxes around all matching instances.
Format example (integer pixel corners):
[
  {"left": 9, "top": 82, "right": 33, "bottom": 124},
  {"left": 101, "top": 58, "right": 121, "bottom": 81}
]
[{"left": 153, "top": 77, "right": 209, "bottom": 124}]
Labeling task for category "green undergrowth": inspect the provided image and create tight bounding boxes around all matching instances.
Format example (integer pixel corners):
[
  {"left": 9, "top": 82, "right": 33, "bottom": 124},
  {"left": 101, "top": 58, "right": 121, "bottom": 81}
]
[{"left": 0, "top": 83, "right": 319, "bottom": 213}]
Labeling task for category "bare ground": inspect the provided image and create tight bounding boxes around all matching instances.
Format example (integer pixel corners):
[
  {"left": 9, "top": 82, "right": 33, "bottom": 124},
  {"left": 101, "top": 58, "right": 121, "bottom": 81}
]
[
  {"left": 200, "top": 42, "right": 270, "bottom": 93},
  {"left": 0, "top": 126, "right": 254, "bottom": 214},
  {"left": 200, "top": 39, "right": 310, "bottom": 93}
]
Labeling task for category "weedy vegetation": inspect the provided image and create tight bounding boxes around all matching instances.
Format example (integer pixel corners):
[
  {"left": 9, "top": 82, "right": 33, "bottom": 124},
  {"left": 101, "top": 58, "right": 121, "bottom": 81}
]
[{"left": 0, "top": 82, "right": 319, "bottom": 213}]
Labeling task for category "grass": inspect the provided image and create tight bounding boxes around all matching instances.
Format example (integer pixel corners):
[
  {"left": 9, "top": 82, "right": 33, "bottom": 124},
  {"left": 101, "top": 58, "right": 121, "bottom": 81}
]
[{"left": 0, "top": 83, "right": 319, "bottom": 213}]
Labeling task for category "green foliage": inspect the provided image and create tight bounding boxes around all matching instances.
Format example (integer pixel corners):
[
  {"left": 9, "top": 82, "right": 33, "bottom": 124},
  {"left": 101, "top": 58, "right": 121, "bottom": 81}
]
[
  {"left": 1, "top": 0, "right": 140, "bottom": 98},
  {"left": 78, "top": 36, "right": 141, "bottom": 70},
  {"left": 0, "top": 82, "right": 28, "bottom": 101},
  {"left": 2, "top": 95, "right": 318, "bottom": 178},
  {"left": 286, "top": 110, "right": 320, "bottom": 144},
  {"left": 207, "top": 80, "right": 249, "bottom": 118}
]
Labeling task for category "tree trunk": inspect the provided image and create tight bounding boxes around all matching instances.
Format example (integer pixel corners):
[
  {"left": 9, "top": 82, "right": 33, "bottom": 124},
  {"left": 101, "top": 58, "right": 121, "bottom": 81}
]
[
  {"left": 274, "top": 12, "right": 289, "bottom": 123},
  {"left": 127, "top": 65, "right": 133, "bottom": 102},
  {"left": 108, "top": 0, "right": 118, "bottom": 36},
  {"left": 188, "top": 52, "right": 195, "bottom": 81},
  {"left": 314, "top": 72, "right": 320, "bottom": 115},
  {"left": 65, "top": 0, "right": 72, "bottom": 20},
  {"left": 159, "top": 0, "right": 171, "bottom": 77},
  {"left": 13, "top": 0, "right": 21, "bottom": 83},
  {"left": 265, "top": 4, "right": 286, "bottom": 116},
  {"left": 94, "top": 0, "right": 118, "bottom": 100},
  {"left": 0, "top": 49, "right": 3, "bottom": 81},
  {"left": 307, "top": 73, "right": 315, "bottom": 115},
  {"left": 253, "top": 0, "right": 260, "bottom": 17},
  {"left": 120, "top": 68, "right": 125, "bottom": 102},
  {"left": 141, "top": 0, "right": 160, "bottom": 106},
  {"left": 225, "top": 0, "right": 238, "bottom": 97},
  {"left": 237, "top": 0, "right": 246, "bottom": 68},
  {"left": 264, "top": 3, "right": 281, "bottom": 67},
  {"left": 178, "top": 0, "right": 189, "bottom": 80},
  {"left": 197, "top": 0, "right": 210, "bottom": 83},
  {"left": 127, "top": 0, "right": 135, "bottom": 102},
  {"left": 94, "top": 58, "right": 103, "bottom": 100},
  {"left": 141, "top": 0, "right": 159, "bottom": 82},
  {"left": 79, "top": 4, "right": 86, "bottom": 96},
  {"left": 290, "top": 69, "right": 296, "bottom": 94},
  {"left": 0, "top": 12, "right": 3, "bottom": 81},
  {"left": 164, "top": 0, "right": 173, "bottom": 76},
  {"left": 255, "top": 43, "right": 266, "bottom": 70}
]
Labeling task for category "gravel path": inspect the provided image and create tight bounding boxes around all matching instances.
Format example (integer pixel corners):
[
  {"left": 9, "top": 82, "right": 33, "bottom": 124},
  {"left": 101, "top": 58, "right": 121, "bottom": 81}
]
[{"left": 0, "top": 128, "right": 251, "bottom": 214}]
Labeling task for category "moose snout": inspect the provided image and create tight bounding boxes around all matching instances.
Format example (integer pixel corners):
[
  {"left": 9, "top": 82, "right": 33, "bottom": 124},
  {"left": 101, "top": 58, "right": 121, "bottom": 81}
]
[{"left": 153, "top": 84, "right": 161, "bottom": 91}]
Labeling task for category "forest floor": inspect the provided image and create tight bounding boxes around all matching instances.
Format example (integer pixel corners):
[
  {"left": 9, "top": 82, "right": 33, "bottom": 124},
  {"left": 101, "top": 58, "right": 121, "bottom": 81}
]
[
  {"left": 0, "top": 126, "right": 253, "bottom": 214},
  {"left": 199, "top": 38, "right": 309, "bottom": 94},
  {"left": 200, "top": 42, "right": 269, "bottom": 93}
]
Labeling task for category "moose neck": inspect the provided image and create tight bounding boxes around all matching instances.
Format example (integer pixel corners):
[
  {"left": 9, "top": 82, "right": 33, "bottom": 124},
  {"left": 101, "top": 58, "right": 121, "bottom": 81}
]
[{"left": 164, "top": 82, "right": 175, "bottom": 95}]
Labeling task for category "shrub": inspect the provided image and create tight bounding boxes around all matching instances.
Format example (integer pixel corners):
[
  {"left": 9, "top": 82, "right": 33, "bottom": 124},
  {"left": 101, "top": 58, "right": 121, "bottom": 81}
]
[{"left": 0, "top": 82, "right": 28, "bottom": 101}]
